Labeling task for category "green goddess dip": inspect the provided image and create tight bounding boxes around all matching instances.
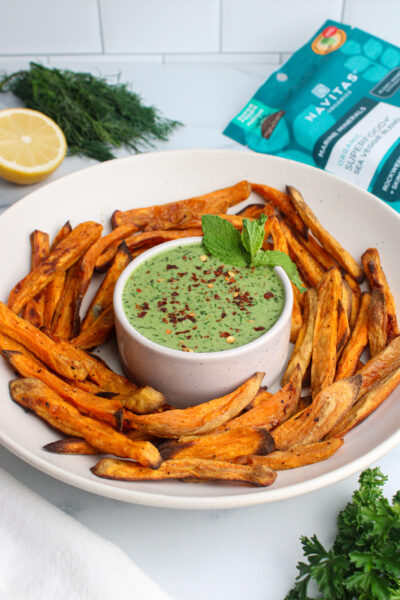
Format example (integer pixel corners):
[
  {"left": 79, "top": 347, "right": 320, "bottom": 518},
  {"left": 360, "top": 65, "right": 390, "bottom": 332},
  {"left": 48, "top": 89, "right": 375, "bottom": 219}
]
[{"left": 122, "top": 243, "right": 285, "bottom": 352}]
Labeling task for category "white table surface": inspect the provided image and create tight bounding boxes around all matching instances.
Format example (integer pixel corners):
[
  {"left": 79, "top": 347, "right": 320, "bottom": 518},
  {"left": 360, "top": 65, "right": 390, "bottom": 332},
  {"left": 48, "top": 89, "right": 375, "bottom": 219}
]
[{"left": 0, "top": 60, "right": 399, "bottom": 600}]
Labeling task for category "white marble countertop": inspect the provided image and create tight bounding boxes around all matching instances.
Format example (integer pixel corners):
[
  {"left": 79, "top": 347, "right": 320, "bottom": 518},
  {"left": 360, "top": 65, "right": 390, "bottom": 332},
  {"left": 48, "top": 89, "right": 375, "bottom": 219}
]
[{"left": 1, "top": 60, "right": 399, "bottom": 600}]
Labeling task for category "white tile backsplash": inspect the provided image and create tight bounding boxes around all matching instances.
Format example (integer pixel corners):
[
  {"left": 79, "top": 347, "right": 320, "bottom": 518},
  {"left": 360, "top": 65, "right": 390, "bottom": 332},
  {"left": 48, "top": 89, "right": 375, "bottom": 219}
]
[
  {"left": 222, "top": 0, "right": 344, "bottom": 52},
  {"left": 344, "top": 0, "right": 400, "bottom": 46},
  {"left": 100, "top": 0, "right": 220, "bottom": 54},
  {"left": 0, "top": 0, "right": 102, "bottom": 54}
]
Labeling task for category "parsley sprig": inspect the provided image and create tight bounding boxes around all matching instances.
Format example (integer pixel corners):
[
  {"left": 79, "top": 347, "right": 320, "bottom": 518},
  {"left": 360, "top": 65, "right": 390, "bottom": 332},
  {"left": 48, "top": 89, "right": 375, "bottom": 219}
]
[
  {"left": 285, "top": 468, "right": 400, "bottom": 600},
  {"left": 202, "top": 214, "right": 304, "bottom": 292}
]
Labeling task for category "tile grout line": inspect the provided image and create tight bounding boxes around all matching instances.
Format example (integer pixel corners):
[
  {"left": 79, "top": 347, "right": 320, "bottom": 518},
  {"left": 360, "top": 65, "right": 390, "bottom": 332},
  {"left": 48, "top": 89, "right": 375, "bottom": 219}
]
[{"left": 96, "top": 0, "right": 106, "bottom": 54}]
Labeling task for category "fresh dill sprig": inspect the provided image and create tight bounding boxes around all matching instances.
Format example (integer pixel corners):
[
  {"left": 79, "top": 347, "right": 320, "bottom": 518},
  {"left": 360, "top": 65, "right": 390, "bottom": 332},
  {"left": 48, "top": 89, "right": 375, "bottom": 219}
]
[{"left": 0, "top": 62, "right": 181, "bottom": 162}]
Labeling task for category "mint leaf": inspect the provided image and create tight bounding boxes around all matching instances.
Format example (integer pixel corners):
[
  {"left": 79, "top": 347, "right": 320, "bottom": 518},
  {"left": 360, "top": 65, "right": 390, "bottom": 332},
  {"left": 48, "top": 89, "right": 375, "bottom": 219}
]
[
  {"left": 202, "top": 215, "right": 249, "bottom": 266},
  {"left": 253, "top": 250, "right": 305, "bottom": 292},
  {"left": 240, "top": 214, "right": 267, "bottom": 264}
]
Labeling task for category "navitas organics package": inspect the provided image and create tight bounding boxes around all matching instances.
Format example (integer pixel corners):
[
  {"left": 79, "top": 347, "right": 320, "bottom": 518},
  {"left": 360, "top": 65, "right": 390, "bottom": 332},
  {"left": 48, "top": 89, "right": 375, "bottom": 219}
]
[{"left": 224, "top": 21, "right": 400, "bottom": 210}]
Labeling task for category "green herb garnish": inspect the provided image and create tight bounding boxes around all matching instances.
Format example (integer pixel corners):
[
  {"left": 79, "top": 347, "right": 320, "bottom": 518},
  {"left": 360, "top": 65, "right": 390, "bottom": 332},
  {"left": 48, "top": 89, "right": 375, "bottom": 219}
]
[
  {"left": 285, "top": 467, "right": 400, "bottom": 600},
  {"left": 0, "top": 62, "right": 181, "bottom": 162},
  {"left": 202, "top": 214, "right": 305, "bottom": 292}
]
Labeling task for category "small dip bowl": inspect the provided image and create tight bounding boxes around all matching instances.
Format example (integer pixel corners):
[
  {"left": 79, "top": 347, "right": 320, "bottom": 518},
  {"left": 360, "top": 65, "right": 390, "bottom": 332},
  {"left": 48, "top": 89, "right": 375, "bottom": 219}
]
[{"left": 114, "top": 237, "right": 293, "bottom": 407}]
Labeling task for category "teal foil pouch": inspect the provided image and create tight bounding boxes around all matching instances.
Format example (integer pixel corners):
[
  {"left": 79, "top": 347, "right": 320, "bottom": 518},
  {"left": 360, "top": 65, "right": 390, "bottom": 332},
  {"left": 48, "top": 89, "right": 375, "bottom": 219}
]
[{"left": 224, "top": 21, "right": 400, "bottom": 209}]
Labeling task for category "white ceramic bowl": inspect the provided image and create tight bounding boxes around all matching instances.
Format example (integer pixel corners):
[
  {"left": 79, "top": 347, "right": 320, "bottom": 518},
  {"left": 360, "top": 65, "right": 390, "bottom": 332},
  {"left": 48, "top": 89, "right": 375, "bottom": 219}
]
[{"left": 114, "top": 236, "right": 293, "bottom": 407}]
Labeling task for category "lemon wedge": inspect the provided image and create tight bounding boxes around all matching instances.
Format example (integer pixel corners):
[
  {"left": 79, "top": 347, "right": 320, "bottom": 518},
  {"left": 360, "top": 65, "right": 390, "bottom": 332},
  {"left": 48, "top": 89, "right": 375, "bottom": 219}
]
[{"left": 0, "top": 108, "right": 67, "bottom": 184}]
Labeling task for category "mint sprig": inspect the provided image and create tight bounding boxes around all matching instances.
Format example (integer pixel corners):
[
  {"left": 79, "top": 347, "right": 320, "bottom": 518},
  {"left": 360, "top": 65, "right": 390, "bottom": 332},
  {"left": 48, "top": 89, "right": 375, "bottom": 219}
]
[{"left": 202, "top": 214, "right": 305, "bottom": 292}]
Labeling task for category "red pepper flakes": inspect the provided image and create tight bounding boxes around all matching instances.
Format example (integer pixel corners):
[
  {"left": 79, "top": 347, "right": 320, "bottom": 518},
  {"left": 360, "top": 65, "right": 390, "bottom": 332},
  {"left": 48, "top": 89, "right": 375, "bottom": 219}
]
[
  {"left": 136, "top": 288, "right": 142, "bottom": 293},
  {"left": 176, "top": 330, "right": 190, "bottom": 335},
  {"left": 264, "top": 292, "right": 274, "bottom": 299},
  {"left": 254, "top": 326, "right": 266, "bottom": 331},
  {"left": 219, "top": 331, "right": 231, "bottom": 338},
  {"left": 137, "top": 311, "right": 146, "bottom": 318},
  {"left": 166, "top": 264, "right": 178, "bottom": 270}
]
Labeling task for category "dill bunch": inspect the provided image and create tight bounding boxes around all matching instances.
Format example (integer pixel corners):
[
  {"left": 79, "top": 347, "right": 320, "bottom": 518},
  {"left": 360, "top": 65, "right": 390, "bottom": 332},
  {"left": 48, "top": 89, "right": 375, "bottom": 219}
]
[{"left": 0, "top": 62, "right": 181, "bottom": 162}]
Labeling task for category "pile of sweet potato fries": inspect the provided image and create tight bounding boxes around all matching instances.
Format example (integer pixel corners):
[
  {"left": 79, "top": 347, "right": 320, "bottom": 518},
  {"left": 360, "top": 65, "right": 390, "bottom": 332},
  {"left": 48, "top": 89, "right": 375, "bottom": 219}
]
[{"left": 1, "top": 180, "right": 399, "bottom": 488}]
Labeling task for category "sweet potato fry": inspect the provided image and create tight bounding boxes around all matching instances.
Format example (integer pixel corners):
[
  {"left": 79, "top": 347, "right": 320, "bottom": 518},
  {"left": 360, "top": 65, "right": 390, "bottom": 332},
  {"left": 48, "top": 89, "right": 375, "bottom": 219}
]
[
  {"left": 81, "top": 242, "right": 132, "bottom": 332},
  {"left": 234, "top": 438, "right": 344, "bottom": 470},
  {"left": 335, "top": 292, "right": 370, "bottom": 381},
  {"left": 279, "top": 219, "right": 324, "bottom": 288},
  {"left": 344, "top": 272, "right": 361, "bottom": 330},
  {"left": 246, "top": 388, "right": 272, "bottom": 409},
  {"left": 125, "top": 372, "right": 264, "bottom": 438},
  {"left": 159, "top": 426, "right": 275, "bottom": 461},
  {"left": 91, "top": 457, "right": 276, "bottom": 487},
  {"left": 327, "top": 365, "right": 400, "bottom": 439},
  {"left": 71, "top": 305, "right": 114, "bottom": 350},
  {"left": 112, "top": 180, "right": 251, "bottom": 230},
  {"left": 0, "top": 302, "right": 87, "bottom": 381},
  {"left": 0, "top": 339, "right": 123, "bottom": 428},
  {"left": 51, "top": 261, "right": 81, "bottom": 339},
  {"left": 357, "top": 335, "right": 400, "bottom": 397},
  {"left": 251, "top": 183, "right": 307, "bottom": 237},
  {"left": 272, "top": 376, "right": 362, "bottom": 450},
  {"left": 234, "top": 203, "right": 265, "bottom": 218},
  {"left": 368, "top": 287, "right": 388, "bottom": 357},
  {"left": 23, "top": 230, "right": 50, "bottom": 327},
  {"left": 298, "top": 232, "right": 338, "bottom": 271},
  {"left": 44, "top": 437, "right": 100, "bottom": 455},
  {"left": 220, "top": 366, "right": 301, "bottom": 432},
  {"left": 43, "top": 221, "right": 72, "bottom": 329},
  {"left": 287, "top": 186, "right": 364, "bottom": 282},
  {"left": 362, "top": 247, "right": 399, "bottom": 341},
  {"left": 95, "top": 228, "right": 203, "bottom": 272},
  {"left": 336, "top": 300, "right": 350, "bottom": 357},
  {"left": 73, "top": 224, "right": 137, "bottom": 321},
  {"left": 123, "top": 386, "right": 167, "bottom": 415},
  {"left": 311, "top": 268, "right": 341, "bottom": 399},
  {"left": 10, "top": 378, "right": 161, "bottom": 468},
  {"left": 282, "top": 289, "right": 317, "bottom": 385},
  {"left": 8, "top": 221, "right": 103, "bottom": 314}
]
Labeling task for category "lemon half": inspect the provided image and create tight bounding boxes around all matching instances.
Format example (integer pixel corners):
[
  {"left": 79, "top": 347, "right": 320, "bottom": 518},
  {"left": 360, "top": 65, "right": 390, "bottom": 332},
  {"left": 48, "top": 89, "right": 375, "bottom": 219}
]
[{"left": 0, "top": 108, "right": 67, "bottom": 184}]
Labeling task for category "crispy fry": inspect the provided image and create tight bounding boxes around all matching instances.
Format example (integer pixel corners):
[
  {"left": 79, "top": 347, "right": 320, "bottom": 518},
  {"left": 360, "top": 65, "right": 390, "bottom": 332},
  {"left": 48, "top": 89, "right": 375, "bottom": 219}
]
[
  {"left": 234, "top": 438, "right": 343, "bottom": 470},
  {"left": 344, "top": 272, "right": 361, "bottom": 330},
  {"left": 219, "top": 365, "right": 301, "bottom": 432},
  {"left": 0, "top": 302, "right": 87, "bottom": 381},
  {"left": 10, "top": 378, "right": 161, "bottom": 468},
  {"left": 282, "top": 289, "right": 318, "bottom": 385},
  {"left": 268, "top": 216, "right": 304, "bottom": 342},
  {"left": 287, "top": 186, "right": 364, "bottom": 282},
  {"left": 44, "top": 437, "right": 100, "bottom": 455},
  {"left": 51, "top": 261, "right": 81, "bottom": 339},
  {"left": 8, "top": 221, "right": 103, "bottom": 314},
  {"left": 368, "top": 287, "right": 388, "bottom": 357},
  {"left": 297, "top": 232, "right": 338, "bottom": 271},
  {"left": 279, "top": 219, "right": 324, "bottom": 288},
  {"left": 23, "top": 230, "right": 50, "bottom": 327},
  {"left": 246, "top": 388, "right": 272, "bottom": 409},
  {"left": 335, "top": 292, "right": 370, "bottom": 381},
  {"left": 358, "top": 335, "right": 400, "bottom": 397},
  {"left": 112, "top": 180, "right": 251, "bottom": 230},
  {"left": 327, "top": 366, "right": 400, "bottom": 439},
  {"left": 81, "top": 242, "right": 131, "bottom": 332},
  {"left": 362, "top": 247, "right": 399, "bottom": 341},
  {"left": 251, "top": 183, "right": 307, "bottom": 237},
  {"left": 71, "top": 305, "right": 114, "bottom": 350},
  {"left": 125, "top": 372, "right": 264, "bottom": 438},
  {"left": 91, "top": 457, "right": 276, "bottom": 487},
  {"left": 336, "top": 300, "right": 350, "bottom": 357},
  {"left": 0, "top": 338, "right": 123, "bottom": 428},
  {"left": 311, "top": 268, "right": 341, "bottom": 399},
  {"left": 123, "top": 386, "right": 166, "bottom": 415},
  {"left": 95, "top": 228, "right": 203, "bottom": 272},
  {"left": 341, "top": 277, "right": 353, "bottom": 322},
  {"left": 159, "top": 426, "right": 275, "bottom": 461},
  {"left": 272, "top": 376, "right": 362, "bottom": 450},
  {"left": 43, "top": 221, "right": 72, "bottom": 329},
  {"left": 234, "top": 203, "right": 265, "bottom": 218},
  {"left": 74, "top": 224, "right": 137, "bottom": 320}
]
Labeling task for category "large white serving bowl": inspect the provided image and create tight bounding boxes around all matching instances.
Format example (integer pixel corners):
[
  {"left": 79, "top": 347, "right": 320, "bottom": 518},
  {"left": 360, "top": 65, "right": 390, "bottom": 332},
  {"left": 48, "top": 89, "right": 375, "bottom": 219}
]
[{"left": 0, "top": 149, "right": 399, "bottom": 510}]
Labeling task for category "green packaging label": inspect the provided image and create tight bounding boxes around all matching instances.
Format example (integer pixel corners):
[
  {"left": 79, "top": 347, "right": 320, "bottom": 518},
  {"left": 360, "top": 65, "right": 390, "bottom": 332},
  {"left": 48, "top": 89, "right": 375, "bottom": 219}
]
[{"left": 224, "top": 21, "right": 400, "bottom": 210}]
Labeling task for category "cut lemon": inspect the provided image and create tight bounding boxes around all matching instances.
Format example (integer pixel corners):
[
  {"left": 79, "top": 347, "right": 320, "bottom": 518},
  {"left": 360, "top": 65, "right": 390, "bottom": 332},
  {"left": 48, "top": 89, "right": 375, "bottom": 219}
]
[{"left": 0, "top": 108, "right": 67, "bottom": 184}]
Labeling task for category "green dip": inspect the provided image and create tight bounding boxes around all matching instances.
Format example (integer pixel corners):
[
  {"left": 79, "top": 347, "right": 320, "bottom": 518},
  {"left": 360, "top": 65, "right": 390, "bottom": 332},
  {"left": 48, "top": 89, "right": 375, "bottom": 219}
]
[{"left": 122, "top": 243, "right": 284, "bottom": 352}]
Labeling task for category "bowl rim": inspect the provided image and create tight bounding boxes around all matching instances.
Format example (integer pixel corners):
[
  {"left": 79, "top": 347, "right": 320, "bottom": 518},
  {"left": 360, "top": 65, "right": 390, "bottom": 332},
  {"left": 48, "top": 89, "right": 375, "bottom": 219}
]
[{"left": 113, "top": 236, "right": 294, "bottom": 360}]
